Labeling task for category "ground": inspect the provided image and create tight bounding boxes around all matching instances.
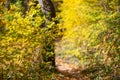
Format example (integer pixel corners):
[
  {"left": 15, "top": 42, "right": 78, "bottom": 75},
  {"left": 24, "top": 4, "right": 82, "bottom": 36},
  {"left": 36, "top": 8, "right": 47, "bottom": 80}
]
[{"left": 55, "top": 39, "right": 89, "bottom": 80}]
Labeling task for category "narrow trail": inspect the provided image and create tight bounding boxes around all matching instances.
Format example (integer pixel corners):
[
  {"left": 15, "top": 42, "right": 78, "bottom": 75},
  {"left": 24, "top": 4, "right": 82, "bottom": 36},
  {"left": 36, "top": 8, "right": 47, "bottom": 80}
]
[
  {"left": 55, "top": 39, "right": 89, "bottom": 80},
  {"left": 55, "top": 58, "right": 89, "bottom": 80}
]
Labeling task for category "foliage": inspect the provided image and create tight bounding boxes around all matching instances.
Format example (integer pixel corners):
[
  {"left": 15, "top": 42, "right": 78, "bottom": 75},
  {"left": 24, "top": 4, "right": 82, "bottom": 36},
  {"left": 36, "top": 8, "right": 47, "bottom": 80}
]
[
  {"left": 59, "top": 0, "right": 120, "bottom": 79},
  {"left": 0, "top": 0, "right": 120, "bottom": 80},
  {"left": 0, "top": 0, "right": 60, "bottom": 79}
]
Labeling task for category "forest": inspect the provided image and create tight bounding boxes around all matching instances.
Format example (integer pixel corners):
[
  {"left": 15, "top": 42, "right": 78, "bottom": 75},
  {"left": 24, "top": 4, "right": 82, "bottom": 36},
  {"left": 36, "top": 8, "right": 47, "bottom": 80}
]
[{"left": 0, "top": 0, "right": 120, "bottom": 80}]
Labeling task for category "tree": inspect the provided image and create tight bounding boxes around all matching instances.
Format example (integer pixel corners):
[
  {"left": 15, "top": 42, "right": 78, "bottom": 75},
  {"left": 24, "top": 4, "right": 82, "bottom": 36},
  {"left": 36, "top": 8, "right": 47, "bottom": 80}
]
[
  {"left": 38, "top": 0, "right": 56, "bottom": 20},
  {"left": 0, "top": 0, "right": 59, "bottom": 79},
  {"left": 4, "top": 0, "right": 57, "bottom": 68},
  {"left": 38, "top": 0, "right": 56, "bottom": 67}
]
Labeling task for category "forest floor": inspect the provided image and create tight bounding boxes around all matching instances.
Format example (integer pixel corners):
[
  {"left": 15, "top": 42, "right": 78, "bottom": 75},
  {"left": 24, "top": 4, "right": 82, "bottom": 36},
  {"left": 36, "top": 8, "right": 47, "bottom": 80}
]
[
  {"left": 55, "top": 39, "right": 89, "bottom": 80},
  {"left": 55, "top": 55, "right": 89, "bottom": 80}
]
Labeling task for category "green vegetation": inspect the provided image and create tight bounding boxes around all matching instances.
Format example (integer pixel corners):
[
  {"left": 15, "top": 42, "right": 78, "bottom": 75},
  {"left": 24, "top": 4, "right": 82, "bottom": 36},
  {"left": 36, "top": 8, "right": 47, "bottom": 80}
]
[
  {"left": 60, "top": 0, "right": 120, "bottom": 79},
  {"left": 0, "top": 0, "right": 120, "bottom": 80}
]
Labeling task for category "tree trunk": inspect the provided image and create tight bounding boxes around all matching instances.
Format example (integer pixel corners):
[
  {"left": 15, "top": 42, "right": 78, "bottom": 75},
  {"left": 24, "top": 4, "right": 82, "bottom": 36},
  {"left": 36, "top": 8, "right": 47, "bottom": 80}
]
[
  {"left": 38, "top": 0, "right": 56, "bottom": 21},
  {"left": 38, "top": 0, "right": 56, "bottom": 67}
]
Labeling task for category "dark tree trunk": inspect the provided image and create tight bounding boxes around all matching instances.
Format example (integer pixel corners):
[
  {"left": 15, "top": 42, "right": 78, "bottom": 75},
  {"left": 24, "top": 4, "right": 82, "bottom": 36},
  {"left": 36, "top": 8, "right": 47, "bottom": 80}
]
[
  {"left": 38, "top": 0, "right": 56, "bottom": 21},
  {"left": 38, "top": 0, "right": 56, "bottom": 67}
]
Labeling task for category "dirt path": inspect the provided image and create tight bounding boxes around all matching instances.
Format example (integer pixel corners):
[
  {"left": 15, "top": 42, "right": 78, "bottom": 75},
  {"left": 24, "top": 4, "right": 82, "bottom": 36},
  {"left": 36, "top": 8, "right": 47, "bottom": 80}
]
[
  {"left": 55, "top": 58, "right": 89, "bottom": 80},
  {"left": 55, "top": 39, "right": 89, "bottom": 80}
]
